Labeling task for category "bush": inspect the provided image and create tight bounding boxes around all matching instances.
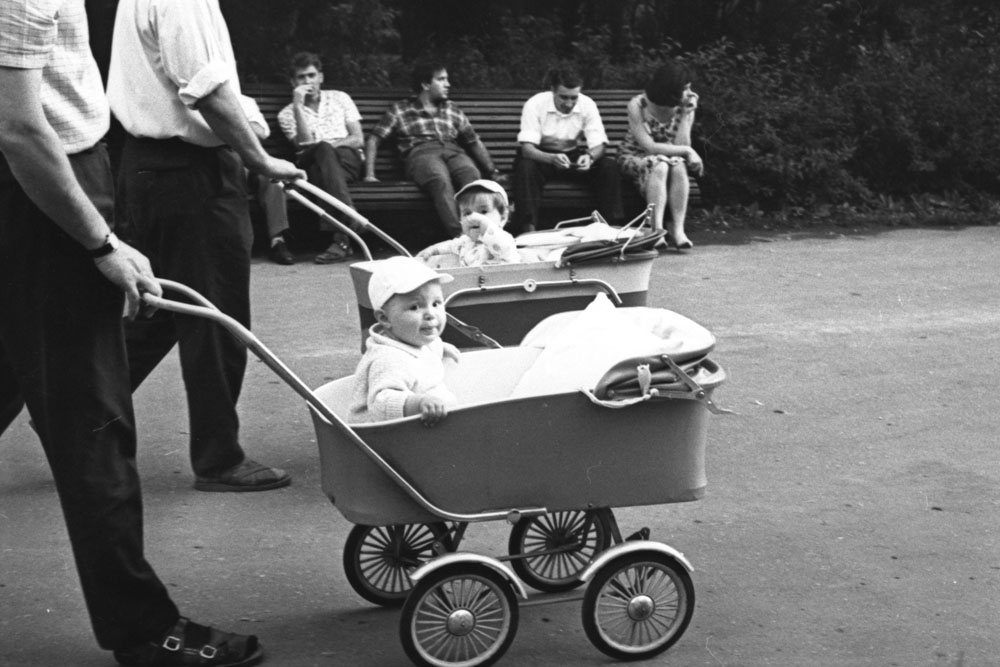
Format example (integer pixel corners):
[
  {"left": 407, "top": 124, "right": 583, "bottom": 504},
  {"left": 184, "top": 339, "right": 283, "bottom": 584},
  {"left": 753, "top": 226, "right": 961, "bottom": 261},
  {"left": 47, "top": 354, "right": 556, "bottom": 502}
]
[
  {"left": 223, "top": 0, "right": 1000, "bottom": 218},
  {"left": 686, "top": 41, "right": 867, "bottom": 210},
  {"left": 836, "top": 15, "right": 1000, "bottom": 198}
]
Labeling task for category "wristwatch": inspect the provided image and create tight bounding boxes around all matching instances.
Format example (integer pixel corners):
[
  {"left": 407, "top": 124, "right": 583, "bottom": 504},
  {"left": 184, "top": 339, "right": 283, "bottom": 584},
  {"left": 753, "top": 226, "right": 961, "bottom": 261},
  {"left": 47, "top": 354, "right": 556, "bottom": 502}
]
[{"left": 88, "top": 232, "right": 120, "bottom": 259}]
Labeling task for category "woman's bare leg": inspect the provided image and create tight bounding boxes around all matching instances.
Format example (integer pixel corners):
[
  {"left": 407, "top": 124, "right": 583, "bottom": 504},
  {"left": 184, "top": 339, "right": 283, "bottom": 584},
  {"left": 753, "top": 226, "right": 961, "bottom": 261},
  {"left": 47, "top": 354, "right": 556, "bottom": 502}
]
[
  {"left": 666, "top": 162, "right": 692, "bottom": 248},
  {"left": 645, "top": 160, "right": 671, "bottom": 234}
]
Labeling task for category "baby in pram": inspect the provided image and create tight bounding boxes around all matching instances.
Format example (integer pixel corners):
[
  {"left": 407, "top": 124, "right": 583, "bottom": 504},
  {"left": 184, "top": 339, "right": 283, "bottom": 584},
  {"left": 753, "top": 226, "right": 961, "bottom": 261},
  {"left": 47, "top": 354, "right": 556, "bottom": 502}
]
[
  {"left": 416, "top": 179, "right": 520, "bottom": 268},
  {"left": 348, "top": 257, "right": 461, "bottom": 425}
]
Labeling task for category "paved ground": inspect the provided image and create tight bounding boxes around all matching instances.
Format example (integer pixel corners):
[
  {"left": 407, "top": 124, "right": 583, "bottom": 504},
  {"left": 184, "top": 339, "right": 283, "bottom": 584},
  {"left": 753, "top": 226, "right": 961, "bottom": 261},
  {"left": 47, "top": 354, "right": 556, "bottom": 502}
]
[{"left": 2, "top": 224, "right": 998, "bottom": 667}]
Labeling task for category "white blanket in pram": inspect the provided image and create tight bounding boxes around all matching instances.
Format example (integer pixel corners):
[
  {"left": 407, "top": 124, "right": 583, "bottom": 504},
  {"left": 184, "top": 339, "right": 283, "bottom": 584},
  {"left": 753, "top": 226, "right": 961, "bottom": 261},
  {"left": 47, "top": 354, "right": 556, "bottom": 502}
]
[{"left": 509, "top": 293, "right": 715, "bottom": 399}]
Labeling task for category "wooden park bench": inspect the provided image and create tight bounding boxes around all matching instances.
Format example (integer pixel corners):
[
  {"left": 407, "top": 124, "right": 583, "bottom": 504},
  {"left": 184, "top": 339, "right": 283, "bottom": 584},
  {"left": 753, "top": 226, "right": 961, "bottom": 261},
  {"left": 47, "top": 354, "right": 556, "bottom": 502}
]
[{"left": 244, "top": 84, "right": 700, "bottom": 242}]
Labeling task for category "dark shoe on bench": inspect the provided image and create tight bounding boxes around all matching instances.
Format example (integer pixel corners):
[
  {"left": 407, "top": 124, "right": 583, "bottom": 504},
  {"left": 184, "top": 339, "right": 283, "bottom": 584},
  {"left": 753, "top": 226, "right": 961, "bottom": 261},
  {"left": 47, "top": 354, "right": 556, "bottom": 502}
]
[
  {"left": 114, "top": 617, "right": 263, "bottom": 667},
  {"left": 194, "top": 458, "right": 291, "bottom": 492}
]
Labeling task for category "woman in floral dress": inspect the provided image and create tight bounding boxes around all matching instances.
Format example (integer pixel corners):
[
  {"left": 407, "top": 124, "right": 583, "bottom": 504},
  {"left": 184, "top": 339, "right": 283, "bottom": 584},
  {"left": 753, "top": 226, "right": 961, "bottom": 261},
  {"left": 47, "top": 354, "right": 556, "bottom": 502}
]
[{"left": 618, "top": 61, "right": 704, "bottom": 249}]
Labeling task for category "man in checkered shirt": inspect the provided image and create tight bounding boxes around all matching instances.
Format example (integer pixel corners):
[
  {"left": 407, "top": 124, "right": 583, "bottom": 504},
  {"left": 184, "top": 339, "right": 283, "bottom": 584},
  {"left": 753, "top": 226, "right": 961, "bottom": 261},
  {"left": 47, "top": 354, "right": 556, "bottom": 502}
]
[{"left": 364, "top": 62, "right": 507, "bottom": 238}]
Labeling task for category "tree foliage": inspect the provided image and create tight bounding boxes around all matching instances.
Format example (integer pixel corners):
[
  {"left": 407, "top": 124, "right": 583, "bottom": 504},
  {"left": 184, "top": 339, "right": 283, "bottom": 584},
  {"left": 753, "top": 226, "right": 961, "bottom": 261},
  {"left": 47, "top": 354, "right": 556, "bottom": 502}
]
[{"left": 219, "top": 0, "right": 1000, "bottom": 211}]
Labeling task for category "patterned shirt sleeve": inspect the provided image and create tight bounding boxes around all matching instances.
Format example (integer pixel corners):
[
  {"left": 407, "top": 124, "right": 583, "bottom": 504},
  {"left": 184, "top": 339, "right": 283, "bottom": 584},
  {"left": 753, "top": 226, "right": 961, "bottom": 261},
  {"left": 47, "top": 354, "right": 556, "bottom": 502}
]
[
  {"left": 338, "top": 91, "right": 362, "bottom": 123},
  {"left": 452, "top": 104, "right": 479, "bottom": 145},
  {"left": 276, "top": 103, "right": 297, "bottom": 142},
  {"left": 0, "top": 1, "right": 56, "bottom": 68},
  {"left": 0, "top": 0, "right": 109, "bottom": 153},
  {"left": 371, "top": 102, "right": 401, "bottom": 140}
]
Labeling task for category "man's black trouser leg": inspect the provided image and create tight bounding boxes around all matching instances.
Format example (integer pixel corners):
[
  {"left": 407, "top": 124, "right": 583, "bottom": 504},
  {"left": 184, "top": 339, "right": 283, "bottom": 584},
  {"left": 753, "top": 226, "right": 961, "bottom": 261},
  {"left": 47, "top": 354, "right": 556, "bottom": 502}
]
[
  {"left": 512, "top": 150, "right": 549, "bottom": 234},
  {"left": 119, "top": 137, "right": 252, "bottom": 477},
  {"left": 0, "top": 147, "right": 179, "bottom": 649}
]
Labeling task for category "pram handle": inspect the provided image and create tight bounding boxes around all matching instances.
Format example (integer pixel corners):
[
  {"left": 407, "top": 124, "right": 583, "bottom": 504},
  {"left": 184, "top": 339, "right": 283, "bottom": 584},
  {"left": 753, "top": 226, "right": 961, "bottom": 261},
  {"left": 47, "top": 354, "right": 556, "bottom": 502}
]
[
  {"left": 282, "top": 180, "right": 503, "bottom": 350},
  {"left": 140, "top": 279, "right": 546, "bottom": 523},
  {"left": 553, "top": 204, "right": 654, "bottom": 232},
  {"left": 283, "top": 179, "right": 410, "bottom": 260}
]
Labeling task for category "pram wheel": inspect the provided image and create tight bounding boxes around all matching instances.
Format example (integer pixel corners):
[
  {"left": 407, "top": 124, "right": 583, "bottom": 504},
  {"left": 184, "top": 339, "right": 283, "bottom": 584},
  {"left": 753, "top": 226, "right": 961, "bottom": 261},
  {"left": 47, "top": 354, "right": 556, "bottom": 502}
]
[
  {"left": 400, "top": 563, "right": 518, "bottom": 667},
  {"left": 507, "top": 509, "right": 612, "bottom": 592},
  {"left": 581, "top": 551, "right": 694, "bottom": 660},
  {"left": 344, "top": 522, "right": 450, "bottom": 607}
]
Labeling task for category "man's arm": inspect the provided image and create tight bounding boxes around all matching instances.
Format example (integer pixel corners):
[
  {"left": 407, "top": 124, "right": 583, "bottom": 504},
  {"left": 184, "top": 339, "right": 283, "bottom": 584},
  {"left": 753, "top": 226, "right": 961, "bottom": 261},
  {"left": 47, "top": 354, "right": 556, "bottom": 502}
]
[
  {"left": 0, "top": 67, "right": 109, "bottom": 250},
  {"left": 520, "top": 142, "right": 572, "bottom": 169},
  {"left": 587, "top": 143, "right": 607, "bottom": 161},
  {"left": 289, "top": 85, "right": 316, "bottom": 147},
  {"left": 466, "top": 139, "right": 504, "bottom": 180},
  {"left": 336, "top": 119, "right": 365, "bottom": 150},
  {"left": 196, "top": 80, "right": 304, "bottom": 182},
  {"left": 0, "top": 65, "right": 160, "bottom": 317}
]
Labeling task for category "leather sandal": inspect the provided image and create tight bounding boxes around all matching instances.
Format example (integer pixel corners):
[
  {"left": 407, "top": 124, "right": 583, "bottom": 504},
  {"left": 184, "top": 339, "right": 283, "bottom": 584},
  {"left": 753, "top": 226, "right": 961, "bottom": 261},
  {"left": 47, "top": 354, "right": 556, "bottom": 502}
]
[
  {"left": 314, "top": 234, "right": 354, "bottom": 264},
  {"left": 193, "top": 458, "right": 291, "bottom": 492},
  {"left": 113, "top": 617, "right": 263, "bottom": 667}
]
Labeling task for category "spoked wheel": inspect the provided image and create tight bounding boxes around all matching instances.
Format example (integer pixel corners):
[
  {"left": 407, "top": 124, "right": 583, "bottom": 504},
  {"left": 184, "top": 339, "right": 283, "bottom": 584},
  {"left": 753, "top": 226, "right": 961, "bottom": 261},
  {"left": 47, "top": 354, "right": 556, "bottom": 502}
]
[
  {"left": 343, "top": 523, "right": 449, "bottom": 607},
  {"left": 400, "top": 563, "right": 519, "bottom": 667},
  {"left": 581, "top": 551, "right": 695, "bottom": 661},
  {"left": 507, "top": 509, "right": 612, "bottom": 592}
]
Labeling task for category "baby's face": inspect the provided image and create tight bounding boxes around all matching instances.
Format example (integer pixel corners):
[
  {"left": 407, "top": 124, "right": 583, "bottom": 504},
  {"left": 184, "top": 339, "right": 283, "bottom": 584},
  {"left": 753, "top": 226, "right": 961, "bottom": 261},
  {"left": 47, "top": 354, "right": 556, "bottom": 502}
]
[
  {"left": 458, "top": 193, "right": 505, "bottom": 243},
  {"left": 379, "top": 281, "right": 447, "bottom": 348}
]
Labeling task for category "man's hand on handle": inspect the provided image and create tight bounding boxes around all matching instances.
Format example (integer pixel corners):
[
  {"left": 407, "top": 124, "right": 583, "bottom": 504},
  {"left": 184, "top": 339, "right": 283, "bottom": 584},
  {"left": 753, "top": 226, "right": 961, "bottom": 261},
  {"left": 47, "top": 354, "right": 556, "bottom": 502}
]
[
  {"left": 94, "top": 242, "right": 162, "bottom": 320},
  {"left": 259, "top": 157, "right": 306, "bottom": 183}
]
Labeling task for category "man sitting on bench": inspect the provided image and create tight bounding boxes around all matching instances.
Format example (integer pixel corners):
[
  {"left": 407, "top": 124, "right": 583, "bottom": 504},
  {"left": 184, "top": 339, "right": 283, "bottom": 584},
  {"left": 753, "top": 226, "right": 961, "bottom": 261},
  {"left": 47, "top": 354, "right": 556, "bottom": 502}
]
[
  {"left": 364, "top": 61, "right": 506, "bottom": 239},
  {"left": 513, "top": 67, "right": 624, "bottom": 234}
]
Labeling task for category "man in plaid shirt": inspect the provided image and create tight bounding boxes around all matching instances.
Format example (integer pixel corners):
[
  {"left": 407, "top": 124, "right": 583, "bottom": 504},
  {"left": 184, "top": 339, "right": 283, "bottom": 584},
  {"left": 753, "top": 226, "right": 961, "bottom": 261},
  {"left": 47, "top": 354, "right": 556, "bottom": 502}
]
[{"left": 365, "top": 62, "right": 506, "bottom": 237}]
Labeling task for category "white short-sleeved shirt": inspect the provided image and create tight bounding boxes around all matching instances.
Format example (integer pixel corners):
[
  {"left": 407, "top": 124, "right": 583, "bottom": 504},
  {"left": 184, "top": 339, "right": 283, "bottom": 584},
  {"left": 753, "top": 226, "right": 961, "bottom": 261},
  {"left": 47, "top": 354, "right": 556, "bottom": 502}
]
[
  {"left": 517, "top": 91, "right": 608, "bottom": 153},
  {"left": 0, "top": 0, "right": 109, "bottom": 154},
  {"left": 107, "top": 0, "right": 239, "bottom": 147},
  {"left": 240, "top": 95, "right": 269, "bottom": 138},
  {"left": 277, "top": 90, "right": 361, "bottom": 148}
]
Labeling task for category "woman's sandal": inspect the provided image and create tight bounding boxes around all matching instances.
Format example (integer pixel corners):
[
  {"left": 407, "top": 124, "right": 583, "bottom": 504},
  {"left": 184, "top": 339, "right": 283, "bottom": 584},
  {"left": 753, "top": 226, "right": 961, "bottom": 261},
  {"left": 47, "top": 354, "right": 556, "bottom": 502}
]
[
  {"left": 114, "top": 617, "right": 263, "bottom": 667},
  {"left": 314, "top": 234, "right": 354, "bottom": 264},
  {"left": 664, "top": 233, "right": 694, "bottom": 251}
]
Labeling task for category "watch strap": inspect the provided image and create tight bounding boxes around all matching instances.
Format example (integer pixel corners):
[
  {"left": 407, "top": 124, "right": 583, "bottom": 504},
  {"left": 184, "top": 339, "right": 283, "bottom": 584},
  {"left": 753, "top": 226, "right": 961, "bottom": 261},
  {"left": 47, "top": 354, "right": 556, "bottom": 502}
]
[{"left": 88, "top": 232, "right": 119, "bottom": 259}]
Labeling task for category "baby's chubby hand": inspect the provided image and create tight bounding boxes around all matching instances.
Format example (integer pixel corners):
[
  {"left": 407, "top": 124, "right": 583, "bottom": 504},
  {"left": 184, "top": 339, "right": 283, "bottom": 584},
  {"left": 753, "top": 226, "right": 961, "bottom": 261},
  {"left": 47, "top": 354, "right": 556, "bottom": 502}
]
[
  {"left": 460, "top": 212, "right": 499, "bottom": 242},
  {"left": 416, "top": 394, "right": 449, "bottom": 426}
]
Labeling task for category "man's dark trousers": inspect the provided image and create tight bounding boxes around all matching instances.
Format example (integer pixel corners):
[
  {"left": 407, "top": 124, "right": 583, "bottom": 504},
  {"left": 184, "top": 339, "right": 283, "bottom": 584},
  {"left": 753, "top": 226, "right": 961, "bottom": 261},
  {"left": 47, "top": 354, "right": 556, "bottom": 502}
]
[
  {"left": 118, "top": 136, "right": 252, "bottom": 478},
  {"left": 405, "top": 141, "right": 480, "bottom": 237},
  {"left": 296, "top": 141, "right": 362, "bottom": 209},
  {"left": 0, "top": 146, "right": 179, "bottom": 649},
  {"left": 513, "top": 149, "right": 624, "bottom": 233}
]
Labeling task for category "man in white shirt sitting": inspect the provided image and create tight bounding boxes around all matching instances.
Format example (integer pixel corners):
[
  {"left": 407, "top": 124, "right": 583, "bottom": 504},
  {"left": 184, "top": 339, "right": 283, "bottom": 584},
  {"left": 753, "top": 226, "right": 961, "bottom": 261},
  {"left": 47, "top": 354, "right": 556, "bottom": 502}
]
[{"left": 513, "top": 67, "right": 624, "bottom": 234}]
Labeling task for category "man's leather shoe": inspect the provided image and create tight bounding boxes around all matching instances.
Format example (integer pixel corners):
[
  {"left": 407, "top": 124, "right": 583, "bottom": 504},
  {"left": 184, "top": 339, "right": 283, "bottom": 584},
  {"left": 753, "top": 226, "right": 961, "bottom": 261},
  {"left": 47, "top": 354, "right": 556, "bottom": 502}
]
[{"left": 268, "top": 240, "right": 294, "bottom": 265}]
